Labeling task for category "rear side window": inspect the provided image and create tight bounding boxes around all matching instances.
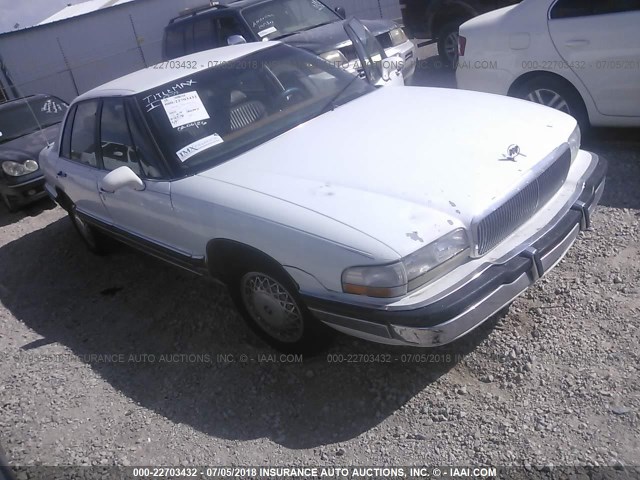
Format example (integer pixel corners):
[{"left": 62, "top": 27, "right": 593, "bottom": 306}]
[
  {"left": 551, "top": 0, "right": 640, "bottom": 18},
  {"left": 70, "top": 100, "right": 99, "bottom": 167},
  {"left": 165, "top": 27, "right": 186, "bottom": 59},
  {"left": 193, "top": 18, "right": 216, "bottom": 50},
  {"left": 594, "top": 0, "right": 640, "bottom": 14}
]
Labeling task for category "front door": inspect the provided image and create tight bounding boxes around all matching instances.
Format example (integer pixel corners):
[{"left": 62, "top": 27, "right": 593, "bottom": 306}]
[{"left": 95, "top": 98, "right": 190, "bottom": 257}]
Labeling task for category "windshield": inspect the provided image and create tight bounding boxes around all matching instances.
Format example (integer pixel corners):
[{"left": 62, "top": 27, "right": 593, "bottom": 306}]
[
  {"left": 0, "top": 96, "right": 68, "bottom": 144},
  {"left": 242, "top": 0, "right": 340, "bottom": 40},
  {"left": 137, "top": 44, "right": 373, "bottom": 174}
]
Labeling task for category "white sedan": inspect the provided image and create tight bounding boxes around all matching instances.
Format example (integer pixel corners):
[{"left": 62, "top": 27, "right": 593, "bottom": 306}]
[
  {"left": 456, "top": 0, "right": 640, "bottom": 129},
  {"left": 41, "top": 39, "right": 606, "bottom": 353}
]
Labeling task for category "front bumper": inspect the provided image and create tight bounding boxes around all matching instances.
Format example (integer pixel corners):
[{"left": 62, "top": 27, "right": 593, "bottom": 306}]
[
  {"left": 385, "top": 39, "right": 417, "bottom": 81},
  {"left": 0, "top": 174, "right": 47, "bottom": 207},
  {"left": 305, "top": 154, "right": 607, "bottom": 347}
]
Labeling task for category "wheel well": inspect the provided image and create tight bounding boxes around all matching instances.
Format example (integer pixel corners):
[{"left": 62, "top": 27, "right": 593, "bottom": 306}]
[
  {"left": 206, "top": 239, "right": 298, "bottom": 289},
  {"left": 55, "top": 187, "right": 72, "bottom": 211},
  {"left": 508, "top": 71, "right": 578, "bottom": 99}
]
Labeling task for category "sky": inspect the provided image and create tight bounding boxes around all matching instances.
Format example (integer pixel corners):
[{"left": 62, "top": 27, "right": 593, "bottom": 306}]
[{"left": 0, "top": 0, "right": 88, "bottom": 33}]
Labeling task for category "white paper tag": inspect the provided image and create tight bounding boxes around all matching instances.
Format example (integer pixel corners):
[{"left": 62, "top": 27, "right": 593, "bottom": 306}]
[
  {"left": 257, "top": 26, "right": 277, "bottom": 38},
  {"left": 176, "top": 134, "right": 224, "bottom": 162},
  {"left": 162, "top": 92, "right": 210, "bottom": 129}
]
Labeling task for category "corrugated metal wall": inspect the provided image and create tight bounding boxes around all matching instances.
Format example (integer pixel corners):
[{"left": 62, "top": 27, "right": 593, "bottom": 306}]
[{"left": 0, "top": 0, "right": 401, "bottom": 103}]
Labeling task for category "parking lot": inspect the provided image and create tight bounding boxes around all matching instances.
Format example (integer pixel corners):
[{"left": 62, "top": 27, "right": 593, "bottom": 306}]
[{"left": 1, "top": 45, "right": 639, "bottom": 469}]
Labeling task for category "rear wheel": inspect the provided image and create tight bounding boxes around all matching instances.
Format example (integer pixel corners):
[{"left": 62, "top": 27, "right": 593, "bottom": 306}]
[
  {"left": 229, "top": 261, "right": 334, "bottom": 354},
  {"left": 437, "top": 22, "right": 461, "bottom": 68},
  {"left": 68, "top": 204, "right": 110, "bottom": 255},
  {"left": 512, "top": 75, "right": 589, "bottom": 131}
]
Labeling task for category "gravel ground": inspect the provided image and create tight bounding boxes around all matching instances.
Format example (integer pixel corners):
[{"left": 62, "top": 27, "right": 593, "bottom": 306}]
[{"left": 1, "top": 56, "right": 639, "bottom": 473}]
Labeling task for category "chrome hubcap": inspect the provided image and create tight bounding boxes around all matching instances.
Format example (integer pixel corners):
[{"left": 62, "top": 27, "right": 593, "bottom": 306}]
[
  {"left": 526, "top": 88, "right": 570, "bottom": 114},
  {"left": 241, "top": 273, "right": 303, "bottom": 343}
]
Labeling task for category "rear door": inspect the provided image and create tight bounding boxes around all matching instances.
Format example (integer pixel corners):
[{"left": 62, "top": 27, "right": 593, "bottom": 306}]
[{"left": 549, "top": 0, "right": 640, "bottom": 117}]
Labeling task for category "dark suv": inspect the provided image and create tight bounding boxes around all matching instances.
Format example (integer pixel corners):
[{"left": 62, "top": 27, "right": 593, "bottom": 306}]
[
  {"left": 400, "top": 0, "right": 519, "bottom": 65},
  {"left": 163, "top": 0, "right": 416, "bottom": 81}
]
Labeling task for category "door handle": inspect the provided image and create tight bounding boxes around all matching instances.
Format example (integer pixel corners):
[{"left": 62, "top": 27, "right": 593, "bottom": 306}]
[
  {"left": 57, "top": 171, "right": 67, "bottom": 178},
  {"left": 565, "top": 39, "right": 589, "bottom": 48},
  {"left": 99, "top": 187, "right": 114, "bottom": 194}
]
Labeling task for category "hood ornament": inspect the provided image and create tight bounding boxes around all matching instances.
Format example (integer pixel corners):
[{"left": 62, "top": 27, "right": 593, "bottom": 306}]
[{"left": 499, "top": 144, "right": 526, "bottom": 162}]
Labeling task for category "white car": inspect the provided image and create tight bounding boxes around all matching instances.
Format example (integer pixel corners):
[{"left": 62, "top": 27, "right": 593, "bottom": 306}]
[
  {"left": 41, "top": 37, "right": 606, "bottom": 353},
  {"left": 456, "top": 0, "right": 640, "bottom": 129}
]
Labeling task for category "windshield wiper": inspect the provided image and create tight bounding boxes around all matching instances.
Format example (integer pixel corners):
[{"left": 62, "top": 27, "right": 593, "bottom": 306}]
[
  {"left": 316, "top": 74, "right": 362, "bottom": 118},
  {"left": 274, "top": 21, "right": 335, "bottom": 39}
]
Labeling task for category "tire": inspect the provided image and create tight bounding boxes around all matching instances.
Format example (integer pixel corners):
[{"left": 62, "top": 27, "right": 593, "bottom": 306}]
[
  {"left": 68, "top": 204, "right": 110, "bottom": 255},
  {"left": 228, "top": 259, "right": 334, "bottom": 354},
  {"left": 437, "top": 21, "right": 461, "bottom": 69},
  {"left": 1, "top": 193, "right": 18, "bottom": 213},
  {"left": 512, "top": 75, "right": 590, "bottom": 131}
]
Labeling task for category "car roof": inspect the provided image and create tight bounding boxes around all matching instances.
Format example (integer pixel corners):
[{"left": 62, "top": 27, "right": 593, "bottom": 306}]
[
  {"left": 168, "top": 0, "right": 288, "bottom": 24},
  {"left": 74, "top": 42, "right": 278, "bottom": 103}
]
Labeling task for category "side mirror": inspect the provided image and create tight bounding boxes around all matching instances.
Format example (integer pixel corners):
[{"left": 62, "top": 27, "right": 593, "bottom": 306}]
[
  {"left": 335, "top": 6, "right": 346, "bottom": 19},
  {"left": 227, "top": 35, "right": 247, "bottom": 45},
  {"left": 99, "top": 166, "right": 144, "bottom": 193},
  {"left": 379, "top": 55, "right": 405, "bottom": 86}
]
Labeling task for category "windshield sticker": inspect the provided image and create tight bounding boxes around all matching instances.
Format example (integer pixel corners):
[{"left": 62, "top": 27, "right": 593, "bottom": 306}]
[
  {"left": 176, "top": 134, "right": 224, "bottom": 162},
  {"left": 177, "top": 120, "right": 208, "bottom": 132},
  {"left": 161, "top": 92, "right": 210, "bottom": 129},
  {"left": 252, "top": 14, "right": 275, "bottom": 31},
  {"left": 311, "top": 0, "right": 326, "bottom": 11},
  {"left": 257, "top": 26, "right": 277, "bottom": 38},
  {"left": 143, "top": 80, "right": 197, "bottom": 112},
  {"left": 41, "top": 99, "right": 65, "bottom": 114}
]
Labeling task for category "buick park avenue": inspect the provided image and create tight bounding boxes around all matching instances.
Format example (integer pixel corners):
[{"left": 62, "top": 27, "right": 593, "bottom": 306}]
[{"left": 40, "top": 32, "right": 606, "bottom": 352}]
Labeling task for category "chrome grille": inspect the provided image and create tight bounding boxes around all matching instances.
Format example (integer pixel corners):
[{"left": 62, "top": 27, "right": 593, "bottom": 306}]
[{"left": 475, "top": 147, "right": 572, "bottom": 256}]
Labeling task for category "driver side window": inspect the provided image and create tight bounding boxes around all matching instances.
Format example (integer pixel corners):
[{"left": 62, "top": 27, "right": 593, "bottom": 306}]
[
  {"left": 99, "top": 98, "right": 142, "bottom": 176},
  {"left": 70, "top": 100, "right": 99, "bottom": 167}
]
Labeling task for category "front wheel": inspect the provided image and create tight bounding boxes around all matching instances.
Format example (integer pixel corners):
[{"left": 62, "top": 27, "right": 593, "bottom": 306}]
[{"left": 229, "top": 263, "right": 334, "bottom": 354}]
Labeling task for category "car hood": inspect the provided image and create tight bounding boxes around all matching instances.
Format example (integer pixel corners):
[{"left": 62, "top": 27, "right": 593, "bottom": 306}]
[
  {"left": 281, "top": 19, "right": 394, "bottom": 54},
  {"left": 0, "top": 124, "right": 60, "bottom": 161},
  {"left": 199, "top": 87, "right": 577, "bottom": 257}
]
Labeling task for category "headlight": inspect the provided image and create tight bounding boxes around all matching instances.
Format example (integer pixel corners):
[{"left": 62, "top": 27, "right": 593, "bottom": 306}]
[
  {"left": 342, "top": 229, "right": 470, "bottom": 298},
  {"left": 2, "top": 159, "right": 39, "bottom": 177},
  {"left": 403, "top": 229, "right": 469, "bottom": 291},
  {"left": 389, "top": 27, "right": 408, "bottom": 47},
  {"left": 320, "top": 50, "right": 348, "bottom": 66},
  {"left": 568, "top": 125, "right": 581, "bottom": 162},
  {"left": 342, "top": 262, "right": 407, "bottom": 298}
]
